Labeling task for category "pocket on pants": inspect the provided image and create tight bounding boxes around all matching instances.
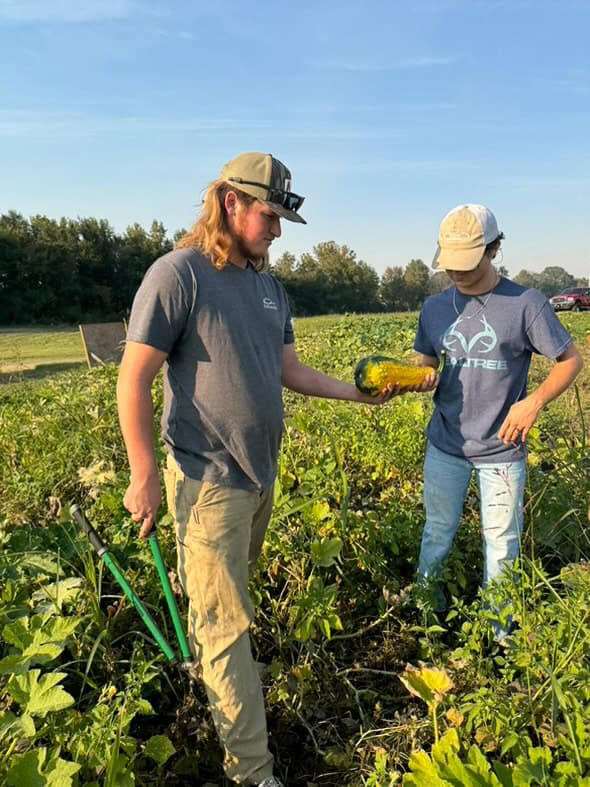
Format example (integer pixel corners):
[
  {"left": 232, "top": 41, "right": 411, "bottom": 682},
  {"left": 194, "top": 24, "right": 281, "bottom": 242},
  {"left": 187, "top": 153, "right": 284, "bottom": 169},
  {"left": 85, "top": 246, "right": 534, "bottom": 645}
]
[
  {"left": 165, "top": 457, "right": 203, "bottom": 543},
  {"left": 164, "top": 456, "right": 204, "bottom": 599},
  {"left": 163, "top": 462, "right": 177, "bottom": 520}
]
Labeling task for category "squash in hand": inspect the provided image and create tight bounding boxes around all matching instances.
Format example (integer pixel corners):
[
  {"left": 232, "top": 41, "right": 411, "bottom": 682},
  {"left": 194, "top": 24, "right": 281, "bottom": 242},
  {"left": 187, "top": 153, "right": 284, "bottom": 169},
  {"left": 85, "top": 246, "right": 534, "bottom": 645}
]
[{"left": 354, "top": 351, "right": 446, "bottom": 396}]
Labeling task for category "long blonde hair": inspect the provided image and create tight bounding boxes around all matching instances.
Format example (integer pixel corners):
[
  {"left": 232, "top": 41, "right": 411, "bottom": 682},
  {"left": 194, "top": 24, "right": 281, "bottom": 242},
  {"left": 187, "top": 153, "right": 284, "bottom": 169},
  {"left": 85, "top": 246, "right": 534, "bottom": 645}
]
[{"left": 176, "top": 179, "right": 269, "bottom": 272}]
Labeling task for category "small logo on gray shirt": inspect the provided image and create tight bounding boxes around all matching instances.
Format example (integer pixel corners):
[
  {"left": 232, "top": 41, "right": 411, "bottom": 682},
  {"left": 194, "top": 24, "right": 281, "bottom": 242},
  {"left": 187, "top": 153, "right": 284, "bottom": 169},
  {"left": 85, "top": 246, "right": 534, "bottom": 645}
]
[{"left": 263, "top": 297, "right": 278, "bottom": 310}]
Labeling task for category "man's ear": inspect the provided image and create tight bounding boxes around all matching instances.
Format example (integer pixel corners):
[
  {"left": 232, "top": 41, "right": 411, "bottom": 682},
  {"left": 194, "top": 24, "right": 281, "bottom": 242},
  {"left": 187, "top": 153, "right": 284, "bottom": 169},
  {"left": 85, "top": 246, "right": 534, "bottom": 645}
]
[{"left": 224, "top": 190, "right": 238, "bottom": 216}]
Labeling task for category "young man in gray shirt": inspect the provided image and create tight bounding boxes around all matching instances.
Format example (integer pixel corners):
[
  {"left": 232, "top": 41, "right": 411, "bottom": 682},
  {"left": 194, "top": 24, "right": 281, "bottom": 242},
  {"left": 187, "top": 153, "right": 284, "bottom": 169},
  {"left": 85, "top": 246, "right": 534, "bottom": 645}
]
[
  {"left": 414, "top": 204, "right": 582, "bottom": 642},
  {"left": 117, "top": 152, "right": 434, "bottom": 786}
]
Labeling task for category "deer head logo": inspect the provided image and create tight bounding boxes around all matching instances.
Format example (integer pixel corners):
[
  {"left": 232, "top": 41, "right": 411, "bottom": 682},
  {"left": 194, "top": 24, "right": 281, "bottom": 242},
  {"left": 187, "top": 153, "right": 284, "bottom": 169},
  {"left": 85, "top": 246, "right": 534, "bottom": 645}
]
[{"left": 442, "top": 315, "right": 497, "bottom": 354}]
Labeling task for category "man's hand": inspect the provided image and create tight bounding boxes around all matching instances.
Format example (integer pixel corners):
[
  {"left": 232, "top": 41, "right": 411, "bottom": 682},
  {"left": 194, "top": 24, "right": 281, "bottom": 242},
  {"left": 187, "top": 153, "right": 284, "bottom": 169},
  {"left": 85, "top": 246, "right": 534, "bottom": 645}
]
[
  {"left": 355, "top": 383, "right": 403, "bottom": 405},
  {"left": 404, "top": 370, "right": 439, "bottom": 393},
  {"left": 117, "top": 341, "right": 167, "bottom": 539},
  {"left": 499, "top": 344, "right": 582, "bottom": 446},
  {"left": 498, "top": 395, "right": 543, "bottom": 445},
  {"left": 356, "top": 370, "right": 439, "bottom": 404},
  {"left": 123, "top": 471, "right": 162, "bottom": 538}
]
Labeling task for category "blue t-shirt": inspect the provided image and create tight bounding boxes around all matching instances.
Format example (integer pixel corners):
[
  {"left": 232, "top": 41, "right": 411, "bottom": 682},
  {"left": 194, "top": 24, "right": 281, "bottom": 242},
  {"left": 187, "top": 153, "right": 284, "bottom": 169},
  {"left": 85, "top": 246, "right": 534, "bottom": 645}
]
[{"left": 414, "top": 277, "right": 573, "bottom": 462}]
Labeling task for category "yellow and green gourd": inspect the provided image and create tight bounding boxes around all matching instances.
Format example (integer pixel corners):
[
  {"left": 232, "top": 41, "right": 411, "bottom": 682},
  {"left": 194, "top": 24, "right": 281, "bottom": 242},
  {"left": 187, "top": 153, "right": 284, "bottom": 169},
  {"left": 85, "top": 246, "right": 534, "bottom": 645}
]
[{"left": 354, "top": 350, "right": 446, "bottom": 396}]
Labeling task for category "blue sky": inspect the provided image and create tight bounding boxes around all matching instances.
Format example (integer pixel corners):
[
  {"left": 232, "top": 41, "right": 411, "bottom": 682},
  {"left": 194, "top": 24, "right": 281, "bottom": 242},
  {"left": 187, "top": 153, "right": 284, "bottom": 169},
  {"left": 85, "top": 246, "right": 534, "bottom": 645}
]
[{"left": 1, "top": 0, "right": 589, "bottom": 279}]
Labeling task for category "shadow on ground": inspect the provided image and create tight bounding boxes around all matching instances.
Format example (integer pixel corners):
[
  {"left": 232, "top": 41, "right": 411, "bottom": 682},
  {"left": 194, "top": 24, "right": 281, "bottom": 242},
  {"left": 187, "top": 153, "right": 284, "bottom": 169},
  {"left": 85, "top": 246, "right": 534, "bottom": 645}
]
[{"left": 0, "top": 361, "right": 86, "bottom": 385}]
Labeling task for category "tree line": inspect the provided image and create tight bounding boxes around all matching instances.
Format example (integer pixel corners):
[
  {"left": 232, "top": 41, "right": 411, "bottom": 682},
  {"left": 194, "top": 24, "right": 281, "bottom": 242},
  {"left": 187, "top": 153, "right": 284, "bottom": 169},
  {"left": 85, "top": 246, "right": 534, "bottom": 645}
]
[
  {"left": 0, "top": 212, "right": 586, "bottom": 324},
  {"left": 0, "top": 212, "right": 175, "bottom": 324}
]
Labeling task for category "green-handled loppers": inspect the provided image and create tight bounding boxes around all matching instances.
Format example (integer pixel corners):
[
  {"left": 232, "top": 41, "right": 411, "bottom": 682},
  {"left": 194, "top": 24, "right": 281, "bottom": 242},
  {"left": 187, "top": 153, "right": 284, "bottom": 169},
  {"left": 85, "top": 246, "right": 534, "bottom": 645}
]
[{"left": 70, "top": 503, "right": 192, "bottom": 668}]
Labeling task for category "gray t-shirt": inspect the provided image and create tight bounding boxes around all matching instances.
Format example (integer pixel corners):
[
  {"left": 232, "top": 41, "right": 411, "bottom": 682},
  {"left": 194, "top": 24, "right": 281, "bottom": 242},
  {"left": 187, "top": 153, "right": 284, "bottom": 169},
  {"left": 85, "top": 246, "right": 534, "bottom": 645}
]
[
  {"left": 414, "top": 277, "right": 573, "bottom": 462},
  {"left": 126, "top": 247, "right": 294, "bottom": 491}
]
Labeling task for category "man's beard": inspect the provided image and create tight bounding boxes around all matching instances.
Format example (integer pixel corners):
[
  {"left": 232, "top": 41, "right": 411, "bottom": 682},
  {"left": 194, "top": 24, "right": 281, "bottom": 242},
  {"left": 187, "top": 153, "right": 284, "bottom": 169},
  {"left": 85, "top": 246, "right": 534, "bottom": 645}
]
[{"left": 234, "top": 236, "right": 269, "bottom": 268}]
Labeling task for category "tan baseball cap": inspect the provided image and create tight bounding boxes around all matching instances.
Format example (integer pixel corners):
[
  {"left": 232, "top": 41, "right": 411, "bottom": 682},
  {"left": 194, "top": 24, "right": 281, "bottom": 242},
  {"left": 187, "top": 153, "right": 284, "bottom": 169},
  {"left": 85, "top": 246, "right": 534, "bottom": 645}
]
[
  {"left": 432, "top": 204, "right": 501, "bottom": 271},
  {"left": 220, "top": 152, "right": 306, "bottom": 224}
]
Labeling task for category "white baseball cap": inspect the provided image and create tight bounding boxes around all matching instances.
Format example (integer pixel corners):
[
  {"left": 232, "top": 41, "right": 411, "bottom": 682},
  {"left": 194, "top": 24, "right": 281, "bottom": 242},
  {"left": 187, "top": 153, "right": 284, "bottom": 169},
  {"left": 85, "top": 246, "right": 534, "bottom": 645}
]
[{"left": 432, "top": 204, "right": 502, "bottom": 271}]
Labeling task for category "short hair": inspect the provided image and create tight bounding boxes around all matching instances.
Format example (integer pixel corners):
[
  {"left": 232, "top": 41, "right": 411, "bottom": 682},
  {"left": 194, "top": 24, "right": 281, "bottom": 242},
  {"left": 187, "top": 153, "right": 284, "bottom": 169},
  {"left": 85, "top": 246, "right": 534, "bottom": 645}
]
[
  {"left": 176, "top": 179, "right": 269, "bottom": 271},
  {"left": 485, "top": 231, "right": 505, "bottom": 255}
]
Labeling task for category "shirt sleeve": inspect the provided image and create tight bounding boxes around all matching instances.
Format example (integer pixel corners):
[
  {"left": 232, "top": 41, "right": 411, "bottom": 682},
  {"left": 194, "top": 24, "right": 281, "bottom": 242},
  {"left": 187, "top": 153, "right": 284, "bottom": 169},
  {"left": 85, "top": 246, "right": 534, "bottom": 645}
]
[
  {"left": 277, "top": 279, "right": 295, "bottom": 344},
  {"left": 524, "top": 295, "right": 573, "bottom": 359},
  {"left": 414, "top": 307, "right": 437, "bottom": 357},
  {"left": 126, "top": 258, "right": 193, "bottom": 354}
]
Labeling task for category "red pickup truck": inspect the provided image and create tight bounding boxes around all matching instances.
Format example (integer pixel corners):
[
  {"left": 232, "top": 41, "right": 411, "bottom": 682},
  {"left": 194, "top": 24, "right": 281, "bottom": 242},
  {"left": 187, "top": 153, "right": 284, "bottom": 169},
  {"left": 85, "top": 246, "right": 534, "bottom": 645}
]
[{"left": 549, "top": 287, "right": 590, "bottom": 312}]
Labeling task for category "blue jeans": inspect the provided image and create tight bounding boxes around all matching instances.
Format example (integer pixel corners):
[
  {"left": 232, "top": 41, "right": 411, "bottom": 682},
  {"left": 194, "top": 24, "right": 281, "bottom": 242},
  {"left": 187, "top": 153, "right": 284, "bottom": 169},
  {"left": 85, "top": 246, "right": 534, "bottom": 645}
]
[{"left": 418, "top": 442, "right": 526, "bottom": 640}]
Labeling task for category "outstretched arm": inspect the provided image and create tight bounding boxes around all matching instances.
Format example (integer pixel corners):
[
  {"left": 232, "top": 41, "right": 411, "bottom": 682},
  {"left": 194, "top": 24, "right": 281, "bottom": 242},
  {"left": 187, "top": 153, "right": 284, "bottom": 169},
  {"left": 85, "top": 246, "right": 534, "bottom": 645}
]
[
  {"left": 117, "top": 341, "right": 167, "bottom": 537},
  {"left": 498, "top": 344, "right": 583, "bottom": 445},
  {"left": 281, "top": 344, "right": 436, "bottom": 404}
]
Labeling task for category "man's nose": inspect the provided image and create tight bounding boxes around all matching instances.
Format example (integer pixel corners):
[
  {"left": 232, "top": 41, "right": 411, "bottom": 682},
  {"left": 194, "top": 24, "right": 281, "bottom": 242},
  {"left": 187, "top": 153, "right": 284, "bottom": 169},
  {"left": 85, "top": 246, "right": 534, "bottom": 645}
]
[{"left": 271, "top": 216, "right": 282, "bottom": 238}]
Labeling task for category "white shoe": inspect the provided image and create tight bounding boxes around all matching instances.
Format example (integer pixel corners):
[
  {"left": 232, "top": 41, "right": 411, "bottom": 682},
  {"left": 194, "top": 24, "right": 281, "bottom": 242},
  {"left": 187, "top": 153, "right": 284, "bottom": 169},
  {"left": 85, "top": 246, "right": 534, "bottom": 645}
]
[{"left": 257, "top": 778, "right": 284, "bottom": 787}]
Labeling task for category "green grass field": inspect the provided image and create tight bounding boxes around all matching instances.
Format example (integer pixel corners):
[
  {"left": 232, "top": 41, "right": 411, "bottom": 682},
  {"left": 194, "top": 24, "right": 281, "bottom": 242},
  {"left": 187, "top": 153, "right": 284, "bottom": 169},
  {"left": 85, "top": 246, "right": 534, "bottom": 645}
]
[
  {"left": 1, "top": 312, "right": 590, "bottom": 785},
  {"left": 0, "top": 326, "right": 85, "bottom": 384},
  {"left": 0, "top": 316, "right": 380, "bottom": 386},
  {"left": 2, "top": 310, "right": 587, "bottom": 384}
]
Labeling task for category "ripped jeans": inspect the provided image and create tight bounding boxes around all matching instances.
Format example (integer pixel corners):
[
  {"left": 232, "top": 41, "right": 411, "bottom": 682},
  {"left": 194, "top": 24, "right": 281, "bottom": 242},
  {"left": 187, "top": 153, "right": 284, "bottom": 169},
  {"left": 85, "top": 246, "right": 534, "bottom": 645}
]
[{"left": 418, "top": 441, "right": 526, "bottom": 640}]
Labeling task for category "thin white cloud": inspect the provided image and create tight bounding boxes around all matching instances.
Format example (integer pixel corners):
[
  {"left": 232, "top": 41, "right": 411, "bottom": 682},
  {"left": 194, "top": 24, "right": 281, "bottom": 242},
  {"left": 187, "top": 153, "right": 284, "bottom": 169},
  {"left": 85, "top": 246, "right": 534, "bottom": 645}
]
[
  {"left": 277, "top": 101, "right": 458, "bottom": 114},
  {"left": 506, "top": 176, "right": 590, "bottom": 192},
  {"left": 541, "top": 76, "right": 589, "bottom": 95},
  {"left": 424, "top": 0, "right": 588, "bottom": 9},
  {"left": 397, "top": 56, "right": 459, "bottom": 68},
  {"left": 310, "top": 55, "right": 459, "bottom": 72},
  {"left": 0, "top": 108, "right": 470, "bottom": 146},
  {"left": 283, "top": 129, "right": 402, "bottom": 141},
  {"left": 298, "top": 157, "right": 477, "bottom": 177},
  {"left": 0, "top": 0, "right": 134, "bottom": 23},
  {"left": 153, "top": 27, "right": 195, "bottom": 41},
  {"left": 0, "top": 109, "right": 271, "bottom": 137},
  {"left": 361, "top": 158, "right": 477, "bottom": 172},
  {"left": 0, "top": 110, "right": 406, "bottom": 143}
]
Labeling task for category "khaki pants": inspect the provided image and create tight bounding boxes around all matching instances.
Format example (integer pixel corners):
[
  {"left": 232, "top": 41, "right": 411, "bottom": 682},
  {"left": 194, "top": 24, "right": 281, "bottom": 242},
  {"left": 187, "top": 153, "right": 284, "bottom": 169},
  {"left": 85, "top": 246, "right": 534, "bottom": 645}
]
[{"left": 164, "top": 454, "right": 275, "bottom": 785}]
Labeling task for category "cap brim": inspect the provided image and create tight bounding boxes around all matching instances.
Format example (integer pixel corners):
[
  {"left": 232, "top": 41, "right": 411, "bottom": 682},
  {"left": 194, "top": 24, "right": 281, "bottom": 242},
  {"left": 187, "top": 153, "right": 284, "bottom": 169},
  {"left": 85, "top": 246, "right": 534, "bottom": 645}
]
[
  {"left": 265, "top": 201, "right": 306, "bottom": 224},
  {"left": 432, "top": 243, "right": 484, "bottom": 271}
]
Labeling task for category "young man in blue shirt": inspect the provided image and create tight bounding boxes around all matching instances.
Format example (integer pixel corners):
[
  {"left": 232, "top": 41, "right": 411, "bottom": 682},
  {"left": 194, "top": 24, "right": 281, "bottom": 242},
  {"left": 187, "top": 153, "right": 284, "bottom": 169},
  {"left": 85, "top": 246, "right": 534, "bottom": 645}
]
[{"left": 414, "top": 204, "right": 582, "bottom": 640}]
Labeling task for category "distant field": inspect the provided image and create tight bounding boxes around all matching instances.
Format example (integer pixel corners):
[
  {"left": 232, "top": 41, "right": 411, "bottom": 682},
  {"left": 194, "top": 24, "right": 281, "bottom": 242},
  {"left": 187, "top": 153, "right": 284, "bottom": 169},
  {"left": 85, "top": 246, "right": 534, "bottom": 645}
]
[
  {"left": 0, "top": 316, "right": 362, "bottom": 385},
  {"left": 0, "top": 326, "right": 85, "bottom": 384},
  {"left": 1, "top": 311, "right": 588, "bottom": 386}
]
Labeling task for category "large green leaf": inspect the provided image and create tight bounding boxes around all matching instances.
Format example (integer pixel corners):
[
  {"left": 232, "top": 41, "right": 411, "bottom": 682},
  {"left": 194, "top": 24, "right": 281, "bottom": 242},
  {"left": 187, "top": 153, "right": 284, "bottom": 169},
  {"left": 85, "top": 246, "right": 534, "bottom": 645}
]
[
  {"left": 44, "top": 756, "right": 81, "bottom": 787},
  {"left": 0, "top": 709, "right": 36, "bottom": 739},
  {"left": 7, "top": 670, "right": 75, "bottom": 717},
  {"left": 311, "top": 537, "right": 343, "bottom": 567},
  {"left": 18, "top": 555, "right": 63, "bottom": 577},
  {"left": 32, "top": 577, "right": 84, "bottom": 613},
  {"left": 404, "top": 732, "right": 503, "bottom": 787},
  {"left": 0, "top": 615, "right": 80, "bottom": 674},
  {"left": 5, "top": 749, "right": 47, "bottom": 787},
  {"left": 144, "top": 734, "right": 176, "bottom": 765},
  {"left": 309, "top": 500, "right": 332, "bottom": 523},
  {"left": 3, "top": 614, "right": 80, "bottom": 650},
  {"left": 403, "top": 750, "right": 452, "bottom": 786},
  {"left": 400, "top": 664, "right": 454, "bottom": 707},
  {"left": 0, "top": 649, "right": 62, "bottom": 676},
  {"left": 5, "top": 748, "right": 80, "bottom": 787}
]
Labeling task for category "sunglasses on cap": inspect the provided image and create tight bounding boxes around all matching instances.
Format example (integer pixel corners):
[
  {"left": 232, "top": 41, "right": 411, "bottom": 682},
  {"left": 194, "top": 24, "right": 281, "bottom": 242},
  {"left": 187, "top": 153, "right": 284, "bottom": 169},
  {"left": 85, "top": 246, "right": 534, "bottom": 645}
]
[{"left": 228, "top": 177, "right": 305, "bottom": 213}]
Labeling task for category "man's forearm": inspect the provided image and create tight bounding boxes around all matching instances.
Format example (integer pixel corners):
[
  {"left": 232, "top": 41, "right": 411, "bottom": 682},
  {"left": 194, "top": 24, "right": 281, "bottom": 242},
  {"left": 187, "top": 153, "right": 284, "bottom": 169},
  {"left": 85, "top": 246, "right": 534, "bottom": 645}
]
[
  {"left": 527, "top": 351, "right": 583, "bottom": 411},
  {"left": 283, "top": 362, "right": 363, "bottom": 401},
  {"left": 117, "top": 376, "right": 159, "bottom": 479}
]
